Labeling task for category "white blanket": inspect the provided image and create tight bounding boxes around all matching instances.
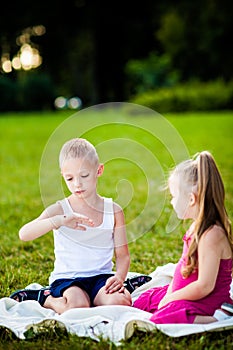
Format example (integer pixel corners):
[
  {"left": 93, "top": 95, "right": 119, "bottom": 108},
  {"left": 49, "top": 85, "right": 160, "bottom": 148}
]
[{"left": 1, "top": 263, "right": 233, "bottom": 345}]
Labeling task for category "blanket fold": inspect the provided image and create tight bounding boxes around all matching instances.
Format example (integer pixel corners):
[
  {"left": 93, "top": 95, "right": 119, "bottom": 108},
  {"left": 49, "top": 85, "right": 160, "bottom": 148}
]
[{"left": 1, "top": 263, "right": 232, "bottom": 345}]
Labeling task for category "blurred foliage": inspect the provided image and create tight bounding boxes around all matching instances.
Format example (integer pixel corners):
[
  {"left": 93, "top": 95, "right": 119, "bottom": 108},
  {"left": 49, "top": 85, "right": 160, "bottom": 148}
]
[
  {"left": 130, "top": 79, "right": 233, "bottom": 113},
  {"left": 125, "top": 52, "right": 180, "bottom": 95},
  {"left": 18, "top": 72, "right": 56, "bottom": 111},
  {"left": 156, "top": 11, "right": 186, "bottom": 57},
  {"left": 0, "top": 73, "right": 56, "bottom": 111},
  {"left": 0, "top": 76, "right": 18, "bottom": 111},
  {"left": 0, "top": 1, "right": 233, "bottom": 107}
]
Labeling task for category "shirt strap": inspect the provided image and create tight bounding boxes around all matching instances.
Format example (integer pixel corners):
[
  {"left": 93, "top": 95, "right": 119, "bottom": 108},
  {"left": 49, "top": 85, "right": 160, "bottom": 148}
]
[
  {"left": 57, "top": 198, "right": 73, "bottom": 215},
  {"left": 103, "top": 197, "right": 114, "bottom": 228}
]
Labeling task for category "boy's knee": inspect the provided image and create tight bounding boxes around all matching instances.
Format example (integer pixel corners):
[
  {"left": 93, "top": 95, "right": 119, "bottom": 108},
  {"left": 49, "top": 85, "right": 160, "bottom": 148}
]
[
  {"left": 66, "top": 299, "right": 90, "bottom": 310},
  {"left": 118, "top": 297, "right": 132, "bottom": 306},
  {"left": 98, "top": 292, "right": 132, "bottom": 306}
]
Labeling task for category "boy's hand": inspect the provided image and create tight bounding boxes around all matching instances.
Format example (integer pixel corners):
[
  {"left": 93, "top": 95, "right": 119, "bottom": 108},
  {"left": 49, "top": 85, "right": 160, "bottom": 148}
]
[
  {"left": 105, "top": 275, "right": 124, "bottom": 294},
  {"left": 53, "top": 213, "right": 94, "bottom": 230},
  {"left": 64, "top": 213, "right": 94, "bottom": 230}
]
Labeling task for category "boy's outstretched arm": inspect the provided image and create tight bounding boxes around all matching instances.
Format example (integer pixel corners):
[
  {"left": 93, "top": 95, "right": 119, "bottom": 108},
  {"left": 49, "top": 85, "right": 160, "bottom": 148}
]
[{"left": 19, "top": 203, "right": 94, "bottom": 241}]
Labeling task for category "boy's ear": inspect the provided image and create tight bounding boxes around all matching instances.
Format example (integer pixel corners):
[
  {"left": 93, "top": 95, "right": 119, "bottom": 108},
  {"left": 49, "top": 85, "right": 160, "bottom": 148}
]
[{"left": 97, "top": 163, "right": 104, "bottom": 177}]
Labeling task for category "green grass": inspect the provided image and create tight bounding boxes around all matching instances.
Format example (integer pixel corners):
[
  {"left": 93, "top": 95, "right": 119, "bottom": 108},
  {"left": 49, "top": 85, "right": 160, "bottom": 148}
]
[{"left": 0, "top": 107, "right": 233, "bottom": 349}]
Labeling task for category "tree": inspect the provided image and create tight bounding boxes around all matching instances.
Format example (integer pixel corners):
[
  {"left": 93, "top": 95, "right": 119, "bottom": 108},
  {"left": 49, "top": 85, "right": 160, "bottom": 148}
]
[{"left": 1, "top": 0, "right": 233, "bottom": 109}]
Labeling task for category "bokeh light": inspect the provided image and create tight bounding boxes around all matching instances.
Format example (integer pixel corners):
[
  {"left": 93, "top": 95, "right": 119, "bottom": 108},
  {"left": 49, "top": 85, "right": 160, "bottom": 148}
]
[
  {"left": 19, "top": 44, "right": 42, "bottom": 70},
  {"left": 1, "top": 25, "right": 45, "bottom": 73},
  {"left": 67, "top": 97, "right": 82, "bottom": 109},
  {"left": 54, "top": 96, "right": 67, "bottom": 109},
  {"left": 2, "top": 59, "right": 12, "bottom": 73},
  {"left": 54, "top": 96, "right": 82, "bottom": 110}
]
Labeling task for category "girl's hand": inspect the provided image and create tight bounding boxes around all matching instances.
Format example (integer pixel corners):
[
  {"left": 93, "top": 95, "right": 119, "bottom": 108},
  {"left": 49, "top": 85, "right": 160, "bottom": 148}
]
[
  {"left": 158, "top": 294, "right": 171, "bottom": 309},
  {"left": 105, "top": 275, "right": 125, "bottom": 294},
  {"left": 54, "top": 213, "right": 94, "bottom": 230}
]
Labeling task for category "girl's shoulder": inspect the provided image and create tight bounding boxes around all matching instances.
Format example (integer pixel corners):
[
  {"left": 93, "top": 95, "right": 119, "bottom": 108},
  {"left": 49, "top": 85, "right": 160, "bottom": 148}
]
[
  {"left": 200, "top": 225, "right": 228, "bottom": 249},
  {"left": 203, "top": 224, "right": 226, "bottom": 240},
  {"left": 200, "top": 225, "right": 232, "bottom": 259}
]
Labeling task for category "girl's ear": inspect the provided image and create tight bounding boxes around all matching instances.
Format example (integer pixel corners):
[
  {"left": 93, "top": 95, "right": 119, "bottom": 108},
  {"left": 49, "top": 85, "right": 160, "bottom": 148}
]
[
  {"left": 97, "top": 163, "right": 104, "bottom": 177},
  {"left": 190, "top": 192, "right": 196, "bottom": 206}
]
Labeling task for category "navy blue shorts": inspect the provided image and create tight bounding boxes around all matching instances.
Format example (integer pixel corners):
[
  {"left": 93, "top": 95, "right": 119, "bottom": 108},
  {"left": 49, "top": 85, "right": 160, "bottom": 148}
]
[{"left": 50, "top": 274, "right": 114, "bottom": 305}]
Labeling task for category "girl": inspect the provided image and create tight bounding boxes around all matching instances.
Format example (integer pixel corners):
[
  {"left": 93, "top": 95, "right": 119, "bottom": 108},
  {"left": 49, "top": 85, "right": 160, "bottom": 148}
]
[{"left": 134, "top": 151, "right": 233, "bottom": 323}]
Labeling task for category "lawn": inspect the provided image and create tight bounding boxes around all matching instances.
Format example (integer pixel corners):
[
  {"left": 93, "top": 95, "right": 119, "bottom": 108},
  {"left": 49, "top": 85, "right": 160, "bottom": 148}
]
[{"left": 0, "top": 105, "right": 233, "bottom": 349}]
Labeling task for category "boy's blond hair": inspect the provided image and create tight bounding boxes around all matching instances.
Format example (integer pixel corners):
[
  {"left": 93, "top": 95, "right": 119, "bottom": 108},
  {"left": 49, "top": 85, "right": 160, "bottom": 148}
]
[{"left": 59, "top": 138, "right": 99, "bottom": 168}]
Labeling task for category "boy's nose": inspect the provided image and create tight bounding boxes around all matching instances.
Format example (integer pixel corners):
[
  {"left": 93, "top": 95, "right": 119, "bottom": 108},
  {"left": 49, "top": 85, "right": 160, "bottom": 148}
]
[{"left": 74, "top": 177, "right": 82, "bottom": 186}]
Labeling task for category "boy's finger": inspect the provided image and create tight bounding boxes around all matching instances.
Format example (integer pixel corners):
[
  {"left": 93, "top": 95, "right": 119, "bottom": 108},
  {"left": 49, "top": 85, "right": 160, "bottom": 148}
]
[{"left": 75, "top": 225, "right": 87, "bottom": 231}]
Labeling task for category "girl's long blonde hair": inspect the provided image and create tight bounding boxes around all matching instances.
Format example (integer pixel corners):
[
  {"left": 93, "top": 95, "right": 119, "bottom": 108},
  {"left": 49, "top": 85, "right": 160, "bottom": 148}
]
[{"left": 170, "top": 151, "right": 233, "bottom": 277}]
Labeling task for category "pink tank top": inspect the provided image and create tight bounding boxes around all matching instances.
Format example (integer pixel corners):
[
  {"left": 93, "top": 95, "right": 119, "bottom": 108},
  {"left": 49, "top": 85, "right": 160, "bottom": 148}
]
[{"left": 172, "top": 230, "right": 232, "bottom": 303}]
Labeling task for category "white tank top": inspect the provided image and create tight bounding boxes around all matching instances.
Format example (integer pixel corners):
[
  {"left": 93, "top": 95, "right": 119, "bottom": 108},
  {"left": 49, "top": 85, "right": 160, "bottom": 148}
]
[{"left": 49, "top": 197, "right": 115, "bottom": 284}]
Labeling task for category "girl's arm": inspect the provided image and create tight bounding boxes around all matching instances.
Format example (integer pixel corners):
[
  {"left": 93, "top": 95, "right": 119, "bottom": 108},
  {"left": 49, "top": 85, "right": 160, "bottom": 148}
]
[
  {"left": 166, "top": 279, "right": 174, "bottom": 295},
  {"left": 19, "top": 202, "right": 94, "bottom": 241},
  {"left": 159, "top": 226, "right": 226, "bottom": 308},
  {"left": 105, "top": 203, "right": 130, "bottom": 294}
]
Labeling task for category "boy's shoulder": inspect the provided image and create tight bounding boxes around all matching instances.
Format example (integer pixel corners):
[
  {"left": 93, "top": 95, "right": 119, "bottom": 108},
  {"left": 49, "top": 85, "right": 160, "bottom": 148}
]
[
  {"left": 112, "top": 201, "right": 124, "bottom": 216},
  {"left": 44, "top": 201, "right": 64, "bottom": 216},
  {"left": 101, "top": 196, "right": 123, "bottom": 215}
]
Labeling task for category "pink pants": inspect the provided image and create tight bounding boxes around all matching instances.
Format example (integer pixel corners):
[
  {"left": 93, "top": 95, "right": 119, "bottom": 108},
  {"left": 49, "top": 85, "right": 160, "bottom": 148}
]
[{"left": 133, "top": 285, "right": 197, "bottom": 324}]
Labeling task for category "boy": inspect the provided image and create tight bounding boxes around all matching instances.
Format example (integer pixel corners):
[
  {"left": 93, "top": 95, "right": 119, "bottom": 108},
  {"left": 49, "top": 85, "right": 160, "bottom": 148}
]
[{"left": 11, "top": 138, "right": 132, "bottom": 313}]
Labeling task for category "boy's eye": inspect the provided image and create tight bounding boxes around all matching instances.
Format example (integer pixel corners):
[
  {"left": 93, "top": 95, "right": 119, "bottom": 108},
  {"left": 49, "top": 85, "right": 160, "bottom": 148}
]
[
  {"left": 81, "top": 174, "right": 89, "bottom": 178},
  {"left": 66, "top": 177, "right": 73, "bottom": 181}
]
